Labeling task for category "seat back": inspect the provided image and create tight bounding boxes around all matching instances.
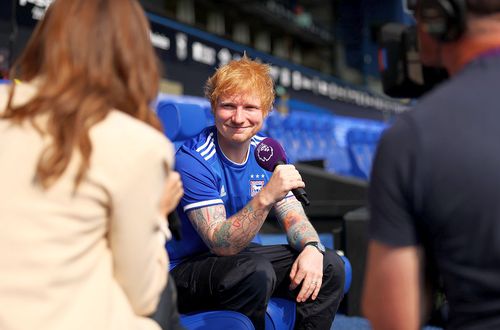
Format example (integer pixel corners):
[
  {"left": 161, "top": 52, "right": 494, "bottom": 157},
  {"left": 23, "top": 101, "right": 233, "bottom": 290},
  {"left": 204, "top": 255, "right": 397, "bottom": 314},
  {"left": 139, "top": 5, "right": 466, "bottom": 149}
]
[
  {"left": 265, "top": 298, "right": 296, "bottom": 330},
  {"left": 156, "top": 101, "right": 208, "bottom": 151},
  {"left": 346, "top": 127, "right": 385, "bottom": 180}
]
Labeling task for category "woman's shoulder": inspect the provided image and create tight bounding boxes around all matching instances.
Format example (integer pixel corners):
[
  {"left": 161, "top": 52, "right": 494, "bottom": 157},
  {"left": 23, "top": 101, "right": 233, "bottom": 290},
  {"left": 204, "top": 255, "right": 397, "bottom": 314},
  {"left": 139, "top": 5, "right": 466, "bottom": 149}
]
[
  {"left": 102, "top": 111, "right": 170, "bottom": 147},
  {"left": 91, "top": 110, "right": 174, "bottom": 164}
]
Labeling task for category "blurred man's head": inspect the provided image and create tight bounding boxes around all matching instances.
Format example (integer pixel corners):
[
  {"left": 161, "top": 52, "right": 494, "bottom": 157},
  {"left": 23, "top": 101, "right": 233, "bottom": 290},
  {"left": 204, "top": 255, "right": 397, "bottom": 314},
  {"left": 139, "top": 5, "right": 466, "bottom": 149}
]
[{"left": 414, "top": 0, "right": 500, "bottom": 71}]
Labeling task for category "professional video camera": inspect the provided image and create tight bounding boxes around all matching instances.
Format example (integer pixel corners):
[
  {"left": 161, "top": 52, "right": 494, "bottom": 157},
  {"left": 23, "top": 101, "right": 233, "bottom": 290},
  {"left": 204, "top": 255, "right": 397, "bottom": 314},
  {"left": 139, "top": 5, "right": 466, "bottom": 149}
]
[{"left": 377, "top": 0, "right": 448, "bottom": 99}]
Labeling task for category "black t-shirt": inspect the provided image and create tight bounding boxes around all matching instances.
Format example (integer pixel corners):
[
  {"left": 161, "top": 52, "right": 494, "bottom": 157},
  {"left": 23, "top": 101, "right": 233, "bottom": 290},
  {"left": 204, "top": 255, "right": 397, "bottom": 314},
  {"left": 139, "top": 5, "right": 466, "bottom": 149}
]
[{"left": 369, "top": 54, "right": 500, "bottom": 329}]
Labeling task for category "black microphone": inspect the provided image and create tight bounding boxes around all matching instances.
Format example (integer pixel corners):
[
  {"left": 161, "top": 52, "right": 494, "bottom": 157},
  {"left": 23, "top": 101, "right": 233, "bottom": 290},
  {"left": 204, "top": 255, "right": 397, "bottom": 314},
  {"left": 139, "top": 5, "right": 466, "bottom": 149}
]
[
  {"left": 254, "top": 138, "right": 310, "bottom": 206},
  {"left": 167, "top": 211, "right": 182, "bottom": 241}
]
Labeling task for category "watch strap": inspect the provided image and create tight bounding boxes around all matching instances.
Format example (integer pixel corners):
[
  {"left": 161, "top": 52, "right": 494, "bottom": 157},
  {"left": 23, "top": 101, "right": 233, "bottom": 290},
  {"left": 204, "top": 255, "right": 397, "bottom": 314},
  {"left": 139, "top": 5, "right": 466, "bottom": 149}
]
[{"left": 304, "top": 241, "right": 325, "bottom": 255}]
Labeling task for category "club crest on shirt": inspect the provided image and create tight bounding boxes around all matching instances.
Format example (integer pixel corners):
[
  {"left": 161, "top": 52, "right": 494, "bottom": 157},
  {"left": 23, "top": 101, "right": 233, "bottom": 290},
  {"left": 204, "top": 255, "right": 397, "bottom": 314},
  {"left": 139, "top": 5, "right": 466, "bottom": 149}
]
[{"left": 250, "top": 179, "right": 264, "bottom": 197}]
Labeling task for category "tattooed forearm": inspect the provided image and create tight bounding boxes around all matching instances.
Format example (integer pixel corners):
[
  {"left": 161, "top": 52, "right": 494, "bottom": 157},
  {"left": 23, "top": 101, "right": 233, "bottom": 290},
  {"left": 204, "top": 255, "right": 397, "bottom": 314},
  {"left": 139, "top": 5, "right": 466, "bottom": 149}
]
[
  {"left": 275, "top": 197, "right": 307, "bottom": 220},
  {"left": 187, "top": 200, "right": 273, "bottom": 255},
  {"left": 235, "top": 205, "right": 268, "bottom": 226},
  {"left": 289, "top": 222, "right": 318, "bottom": 250},
  {"left": 275, "top": 197, "right": 319, "bottom": 250},
  {"left": 213, "top": 221, "right": 232, "bottom": 248},
  {"left": 188, "top": 206, "right": 226, "bottom": 242}
]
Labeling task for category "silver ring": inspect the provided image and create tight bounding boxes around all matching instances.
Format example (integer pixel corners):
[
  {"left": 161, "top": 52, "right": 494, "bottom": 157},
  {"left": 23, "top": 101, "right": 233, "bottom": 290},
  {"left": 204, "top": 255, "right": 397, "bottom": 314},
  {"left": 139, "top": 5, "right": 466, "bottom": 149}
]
[{"left": 311, "top": 281, "right": 318, "bottom": 285}]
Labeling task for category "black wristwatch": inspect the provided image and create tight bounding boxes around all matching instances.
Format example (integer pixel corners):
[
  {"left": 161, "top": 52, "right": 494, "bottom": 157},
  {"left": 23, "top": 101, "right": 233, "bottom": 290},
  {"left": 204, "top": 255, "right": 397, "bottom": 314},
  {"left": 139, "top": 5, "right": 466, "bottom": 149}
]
[{"left": 304, "top": 241, "right": 326, "bottom": 255}]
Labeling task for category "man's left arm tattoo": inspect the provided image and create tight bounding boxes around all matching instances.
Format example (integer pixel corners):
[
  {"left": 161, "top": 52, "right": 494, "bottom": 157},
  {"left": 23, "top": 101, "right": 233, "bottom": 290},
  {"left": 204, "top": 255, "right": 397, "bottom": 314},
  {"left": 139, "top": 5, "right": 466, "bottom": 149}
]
[{"left": 274, "top": 197, "right": 319, "bottom": 250}]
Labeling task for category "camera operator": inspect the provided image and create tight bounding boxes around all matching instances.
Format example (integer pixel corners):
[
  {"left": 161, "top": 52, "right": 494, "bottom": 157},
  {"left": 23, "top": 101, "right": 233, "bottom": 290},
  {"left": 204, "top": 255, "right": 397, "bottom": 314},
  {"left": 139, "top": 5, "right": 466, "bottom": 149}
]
[{"left": 363, "top": 1, "right": 500, "bottom": 329}]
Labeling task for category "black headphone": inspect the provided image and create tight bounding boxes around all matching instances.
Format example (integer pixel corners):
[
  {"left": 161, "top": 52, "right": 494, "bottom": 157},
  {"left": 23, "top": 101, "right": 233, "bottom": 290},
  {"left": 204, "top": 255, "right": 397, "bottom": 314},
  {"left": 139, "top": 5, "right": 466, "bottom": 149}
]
[{"left": 419, "top": 0, "right": 467, "bottom": 42}]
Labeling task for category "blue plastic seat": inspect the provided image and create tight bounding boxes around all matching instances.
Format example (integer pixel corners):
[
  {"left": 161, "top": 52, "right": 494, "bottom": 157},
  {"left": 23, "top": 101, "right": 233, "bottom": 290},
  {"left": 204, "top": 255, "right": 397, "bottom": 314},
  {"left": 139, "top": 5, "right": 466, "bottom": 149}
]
[
  {"left": 340, "top": 255, "right": 352, "bottom": 293},
  {"left": 156, "top": 101, "right": 208, "bottom": 151},
  {"left": 346, "top": 129, "right": 371, "bottom": 179},
  {"left": 325, "top": 137, "right": 352, "bottom": 176},
  {"left": 156, "top": 101, "right": 207, "bottom": 141},
  {"left": 180, "top": 311, "right": 254, "bottom": 330},
  {"left": 345, "top": 127, "right": 386, "bottom": 180},
  {"left": 265, "top": 298, "right": 296, "bottom": 330},
  {"left": 297, "top": 114, "right": 315, "bottom": 161}
]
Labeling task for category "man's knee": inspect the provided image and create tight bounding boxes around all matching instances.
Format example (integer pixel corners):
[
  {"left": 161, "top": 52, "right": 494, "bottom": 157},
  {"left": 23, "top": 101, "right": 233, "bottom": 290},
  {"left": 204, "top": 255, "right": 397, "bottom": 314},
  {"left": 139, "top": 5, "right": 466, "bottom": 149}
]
[
  {"left": 323, "top": 250, "right": 345, "bottom": 293},
  {"left": 217, "top": 254, "right": 276, "bottom": 299}
]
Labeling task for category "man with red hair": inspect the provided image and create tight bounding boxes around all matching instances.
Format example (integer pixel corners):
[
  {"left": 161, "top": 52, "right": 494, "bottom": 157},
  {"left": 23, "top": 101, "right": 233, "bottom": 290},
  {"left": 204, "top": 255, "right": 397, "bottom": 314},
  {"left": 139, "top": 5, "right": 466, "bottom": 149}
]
[{"left": 167, "top": 56, "right": 345, "bottom": 330}]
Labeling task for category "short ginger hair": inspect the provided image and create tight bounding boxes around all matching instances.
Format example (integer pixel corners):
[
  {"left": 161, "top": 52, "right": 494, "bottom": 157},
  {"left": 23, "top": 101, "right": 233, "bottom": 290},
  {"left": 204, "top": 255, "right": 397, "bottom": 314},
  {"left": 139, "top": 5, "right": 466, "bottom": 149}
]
[{"left": 205, "top": 55, "right": 275, "bottom": 116}]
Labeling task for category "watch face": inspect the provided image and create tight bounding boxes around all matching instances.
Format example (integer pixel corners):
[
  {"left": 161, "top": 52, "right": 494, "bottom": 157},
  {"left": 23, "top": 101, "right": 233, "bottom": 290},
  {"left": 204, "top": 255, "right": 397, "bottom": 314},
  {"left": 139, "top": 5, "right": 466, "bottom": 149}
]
[{"left": 306, "top": 241, "right": 325, "bottom": 254}]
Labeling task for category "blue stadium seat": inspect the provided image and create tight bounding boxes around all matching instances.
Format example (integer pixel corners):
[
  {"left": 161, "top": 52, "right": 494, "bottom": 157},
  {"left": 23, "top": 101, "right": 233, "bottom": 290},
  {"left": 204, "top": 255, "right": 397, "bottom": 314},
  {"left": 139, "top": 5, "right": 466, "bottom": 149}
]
[
  {"left": 265, "top": 112, "right": 286, "bottom": 141},
  {"left": 346, "top": 129, "right": 370, "bottom": 179},
  {"left": 325, "top": 136, "right": 352, "bottom": 177},
  {"left": 282, "top": 114, "right": 302, "bottom": 163},
  {"left": 264, "top": 113, "right": 293, "bottom": 163},
  {"left": 156, "top": 101, "right": 207, "bottom": 151},
  {"left": 341, "top": 255, "right": 352, "bottom": 293},
  {"left": 265, "top": 298, "right": 296, "bottom": 330},
  {"left": 297, "top": 113, "right": 316, "bottom": 161},
  {"left": 203, "top": 105, "right": 215, "bottom": 126},
  {"left": 346, "top": 127, "right": 384, "bottom": 180},
  {"left": 180, "top": 311, "right": 254, "bottom": 330},
  {"left": 311, "top": 115, "right": 332, "bottom": 160}
]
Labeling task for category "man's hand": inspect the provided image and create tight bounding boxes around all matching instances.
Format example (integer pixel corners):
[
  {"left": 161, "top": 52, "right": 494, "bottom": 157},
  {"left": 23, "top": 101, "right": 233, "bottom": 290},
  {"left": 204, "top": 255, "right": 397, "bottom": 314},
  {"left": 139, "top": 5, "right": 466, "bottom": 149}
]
[
  {"left": 260, "top": 164, "right": 305, "bottom": 205},
  {"left": 289, "top": 245, "right": 324, "bottom": 302},
  {"left": 160, "top": 171, "right": 184, "bottom": 216}
]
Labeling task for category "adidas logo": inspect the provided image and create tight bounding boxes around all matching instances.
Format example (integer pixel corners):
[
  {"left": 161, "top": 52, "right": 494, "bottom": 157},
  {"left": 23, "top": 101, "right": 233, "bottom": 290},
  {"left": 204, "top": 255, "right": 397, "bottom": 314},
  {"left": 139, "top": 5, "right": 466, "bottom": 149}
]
[{"left": 220, "top": 185, "right": 227, "bottom": 197}]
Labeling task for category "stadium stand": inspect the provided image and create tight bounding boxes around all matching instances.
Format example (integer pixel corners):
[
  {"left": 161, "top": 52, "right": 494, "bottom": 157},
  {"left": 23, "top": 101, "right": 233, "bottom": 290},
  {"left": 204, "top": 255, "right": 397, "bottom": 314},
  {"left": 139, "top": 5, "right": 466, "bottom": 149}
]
[
  {"left": 156, "top": 93, "right": 387, "bottom": 180},
  {"left": 349, "top": 128, "right": 385, "bottom": 179}
]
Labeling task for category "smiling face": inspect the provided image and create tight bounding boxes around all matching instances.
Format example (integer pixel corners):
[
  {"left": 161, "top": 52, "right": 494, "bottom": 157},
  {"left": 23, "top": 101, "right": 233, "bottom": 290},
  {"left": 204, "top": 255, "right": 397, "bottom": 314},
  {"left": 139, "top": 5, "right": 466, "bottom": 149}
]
[{"left": 214, "top": 92, "right": 264, "bottom": 147}]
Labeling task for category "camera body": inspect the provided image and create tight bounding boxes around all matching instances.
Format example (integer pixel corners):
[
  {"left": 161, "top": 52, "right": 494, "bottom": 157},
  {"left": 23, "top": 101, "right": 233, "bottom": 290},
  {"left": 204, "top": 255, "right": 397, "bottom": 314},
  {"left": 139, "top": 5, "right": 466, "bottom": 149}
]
[
  {"left": 377, "top": 0, "right": 467, "bottom": 98},
  {"left": 378, "top": 22, "right": 448, "bottom": 98}
]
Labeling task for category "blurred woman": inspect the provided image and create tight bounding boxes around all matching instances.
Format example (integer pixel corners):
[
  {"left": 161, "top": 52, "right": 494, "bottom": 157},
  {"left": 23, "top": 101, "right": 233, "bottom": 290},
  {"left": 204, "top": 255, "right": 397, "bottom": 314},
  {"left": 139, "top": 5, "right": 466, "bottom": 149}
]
[{"left": 0, "top": 0, "right": 182, "bottom": 329}]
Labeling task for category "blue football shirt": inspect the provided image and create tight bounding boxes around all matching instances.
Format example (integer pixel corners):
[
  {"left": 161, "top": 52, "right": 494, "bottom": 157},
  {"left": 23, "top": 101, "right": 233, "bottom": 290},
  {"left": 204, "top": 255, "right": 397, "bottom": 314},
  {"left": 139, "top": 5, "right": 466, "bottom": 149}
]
[{"left": 167, "top": 126, "right": 276, "bottom": 268}]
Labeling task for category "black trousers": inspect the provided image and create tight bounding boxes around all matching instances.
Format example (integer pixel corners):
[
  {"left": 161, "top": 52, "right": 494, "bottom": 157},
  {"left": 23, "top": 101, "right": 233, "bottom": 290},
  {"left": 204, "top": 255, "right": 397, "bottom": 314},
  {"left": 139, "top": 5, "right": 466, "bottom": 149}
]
[{"left": 171, "top": 244, "right": 345, "bottom": 330}]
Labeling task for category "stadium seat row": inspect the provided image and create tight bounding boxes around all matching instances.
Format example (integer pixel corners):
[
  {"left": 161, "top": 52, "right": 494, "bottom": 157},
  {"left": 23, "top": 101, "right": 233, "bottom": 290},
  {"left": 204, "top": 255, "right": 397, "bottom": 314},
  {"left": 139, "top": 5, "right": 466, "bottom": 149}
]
[{"left": 156, "top": 93, "right": 387, "bottom": 181}]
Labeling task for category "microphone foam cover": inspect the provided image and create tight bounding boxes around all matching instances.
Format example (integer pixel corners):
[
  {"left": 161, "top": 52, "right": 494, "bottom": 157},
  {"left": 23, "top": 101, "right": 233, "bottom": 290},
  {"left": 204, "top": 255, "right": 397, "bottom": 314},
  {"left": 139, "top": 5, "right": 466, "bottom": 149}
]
[{"left": 254, "top": 137, "right": 287, "bottom": 171}]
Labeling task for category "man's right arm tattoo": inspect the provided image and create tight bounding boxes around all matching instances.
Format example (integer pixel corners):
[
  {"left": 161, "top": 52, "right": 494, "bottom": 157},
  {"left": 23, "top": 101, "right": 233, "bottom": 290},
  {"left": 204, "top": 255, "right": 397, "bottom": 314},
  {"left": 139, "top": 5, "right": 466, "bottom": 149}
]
[{"left": 187, "top": 200, "right": 273, "bottom": 255}]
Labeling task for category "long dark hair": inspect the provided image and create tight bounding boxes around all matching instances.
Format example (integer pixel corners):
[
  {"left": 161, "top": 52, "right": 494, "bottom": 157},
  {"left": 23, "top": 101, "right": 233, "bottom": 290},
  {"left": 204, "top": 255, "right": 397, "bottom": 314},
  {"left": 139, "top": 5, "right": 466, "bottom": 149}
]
[{"left": 3, "top": 0, "right": 162, "bottom": 189}]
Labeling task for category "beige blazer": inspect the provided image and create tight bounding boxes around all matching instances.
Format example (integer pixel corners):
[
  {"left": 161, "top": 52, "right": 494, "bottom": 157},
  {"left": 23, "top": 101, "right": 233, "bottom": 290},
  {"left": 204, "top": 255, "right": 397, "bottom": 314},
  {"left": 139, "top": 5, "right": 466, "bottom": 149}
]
[{"left": 0, "top": 82, "right": 173, "bottom": 330}]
